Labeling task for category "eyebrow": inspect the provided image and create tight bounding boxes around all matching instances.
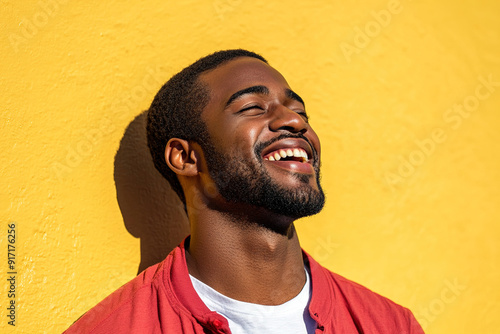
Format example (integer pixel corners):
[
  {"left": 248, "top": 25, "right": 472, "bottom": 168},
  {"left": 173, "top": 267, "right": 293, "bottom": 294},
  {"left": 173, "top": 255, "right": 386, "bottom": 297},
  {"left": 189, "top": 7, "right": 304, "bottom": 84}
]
[
  {"left": 224, "top": 85, "right": 305, "bottom": 108},
  {"left": 286, "top": 89, "right": 305, "bottom": 107}
]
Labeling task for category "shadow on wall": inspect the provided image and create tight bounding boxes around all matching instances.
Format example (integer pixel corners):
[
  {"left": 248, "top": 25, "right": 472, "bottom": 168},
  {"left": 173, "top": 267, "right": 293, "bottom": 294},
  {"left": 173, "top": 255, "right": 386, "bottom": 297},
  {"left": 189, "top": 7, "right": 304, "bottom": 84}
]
[{"left": 114, "top": 111, "right": 189, "bottom": 274}]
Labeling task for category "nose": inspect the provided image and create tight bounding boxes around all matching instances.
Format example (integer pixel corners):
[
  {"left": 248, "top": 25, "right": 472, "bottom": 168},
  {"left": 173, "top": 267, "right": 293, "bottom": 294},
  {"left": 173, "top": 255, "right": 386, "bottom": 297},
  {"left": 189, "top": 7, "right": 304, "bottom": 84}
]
[{"left": 268, "top": 105, "right": 308, "bottom": 134}]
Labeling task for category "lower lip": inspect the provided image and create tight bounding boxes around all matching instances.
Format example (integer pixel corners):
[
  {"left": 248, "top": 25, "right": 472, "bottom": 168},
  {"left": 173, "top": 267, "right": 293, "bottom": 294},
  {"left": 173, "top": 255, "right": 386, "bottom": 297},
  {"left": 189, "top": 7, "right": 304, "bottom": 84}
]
[{"left": 264, "top": 160, "right": 315, "bottom": 174}]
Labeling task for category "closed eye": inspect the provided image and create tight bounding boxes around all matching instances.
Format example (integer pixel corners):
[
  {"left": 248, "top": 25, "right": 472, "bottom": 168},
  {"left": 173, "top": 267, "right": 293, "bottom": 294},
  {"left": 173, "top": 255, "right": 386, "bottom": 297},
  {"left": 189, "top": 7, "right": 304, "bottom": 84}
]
[
  {"left": 238, "top": 105, "right": 266, "bottom": 115},
  {"left": 296, "top": 111, "right": 309, "bottom": 122}
]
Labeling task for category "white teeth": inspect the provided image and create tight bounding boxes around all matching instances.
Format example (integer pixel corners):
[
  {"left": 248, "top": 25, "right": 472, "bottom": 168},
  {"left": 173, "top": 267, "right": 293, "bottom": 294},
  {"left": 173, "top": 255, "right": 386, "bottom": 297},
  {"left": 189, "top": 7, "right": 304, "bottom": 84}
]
[{"left": 265, "top": 148, "right": 309, "bottom": 162}]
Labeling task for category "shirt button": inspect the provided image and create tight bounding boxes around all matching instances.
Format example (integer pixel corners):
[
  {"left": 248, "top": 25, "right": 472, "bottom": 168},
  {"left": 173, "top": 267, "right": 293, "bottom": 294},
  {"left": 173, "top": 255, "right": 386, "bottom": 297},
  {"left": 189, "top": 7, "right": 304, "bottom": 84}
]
[{"left": 212, "top": 319, "right": 222, "bottom": 327}]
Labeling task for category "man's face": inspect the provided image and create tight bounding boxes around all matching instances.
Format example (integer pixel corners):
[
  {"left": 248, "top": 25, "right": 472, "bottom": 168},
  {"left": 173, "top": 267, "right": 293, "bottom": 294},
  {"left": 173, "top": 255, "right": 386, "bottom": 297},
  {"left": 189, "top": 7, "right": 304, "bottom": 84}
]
[{"left": 198, "top": 57, "right": 325, "bottom": 220}]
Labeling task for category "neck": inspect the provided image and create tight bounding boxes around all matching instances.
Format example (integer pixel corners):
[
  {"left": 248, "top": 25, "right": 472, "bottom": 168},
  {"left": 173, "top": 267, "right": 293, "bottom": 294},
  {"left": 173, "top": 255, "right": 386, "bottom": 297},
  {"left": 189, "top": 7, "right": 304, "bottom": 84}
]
[{"left": 185, "top": 204, "right": 306, "bottom": 305}]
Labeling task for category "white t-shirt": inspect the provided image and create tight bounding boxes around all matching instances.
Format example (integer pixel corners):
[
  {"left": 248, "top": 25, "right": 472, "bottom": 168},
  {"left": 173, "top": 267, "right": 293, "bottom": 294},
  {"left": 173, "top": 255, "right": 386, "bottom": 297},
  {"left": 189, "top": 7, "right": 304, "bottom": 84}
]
[{"left": 189, "top": 268, "right": 316, "bottom": 334}]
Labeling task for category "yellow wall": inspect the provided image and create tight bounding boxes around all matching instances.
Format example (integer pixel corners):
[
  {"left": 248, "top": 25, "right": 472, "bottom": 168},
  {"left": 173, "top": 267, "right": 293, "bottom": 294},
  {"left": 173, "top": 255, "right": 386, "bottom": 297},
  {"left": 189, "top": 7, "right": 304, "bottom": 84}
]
[{"left": 1, "top": 0, "right": 499, "bottom": 333}]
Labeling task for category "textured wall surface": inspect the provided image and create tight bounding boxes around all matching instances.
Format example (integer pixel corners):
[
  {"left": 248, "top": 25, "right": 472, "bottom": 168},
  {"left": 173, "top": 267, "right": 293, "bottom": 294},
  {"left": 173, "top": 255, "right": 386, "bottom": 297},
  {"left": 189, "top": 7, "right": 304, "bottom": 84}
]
[{"left": 1, "top": 0, "right": 499, "bottom": 333}]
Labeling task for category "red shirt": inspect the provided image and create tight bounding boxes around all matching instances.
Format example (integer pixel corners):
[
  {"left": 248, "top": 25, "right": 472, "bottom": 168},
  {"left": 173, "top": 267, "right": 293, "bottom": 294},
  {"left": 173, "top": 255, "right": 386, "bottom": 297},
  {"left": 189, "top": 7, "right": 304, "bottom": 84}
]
[{"left": 64, "top": 239, "right": 424, "bottom": 333}]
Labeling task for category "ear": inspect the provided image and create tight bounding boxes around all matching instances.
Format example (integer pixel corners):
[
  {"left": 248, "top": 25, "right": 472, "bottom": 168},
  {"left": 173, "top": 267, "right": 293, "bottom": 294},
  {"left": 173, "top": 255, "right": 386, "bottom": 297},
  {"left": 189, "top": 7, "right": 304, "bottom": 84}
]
[{"left": 165, "top": 138, "right": 199, "bottom": 176}]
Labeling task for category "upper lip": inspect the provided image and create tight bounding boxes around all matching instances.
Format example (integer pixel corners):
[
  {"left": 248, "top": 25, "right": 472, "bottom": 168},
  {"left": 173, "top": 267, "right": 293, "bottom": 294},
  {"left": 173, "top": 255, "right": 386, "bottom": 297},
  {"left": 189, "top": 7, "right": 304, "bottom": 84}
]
[{"left": 260, "top": 138, "right": 314, "bottom": 163}]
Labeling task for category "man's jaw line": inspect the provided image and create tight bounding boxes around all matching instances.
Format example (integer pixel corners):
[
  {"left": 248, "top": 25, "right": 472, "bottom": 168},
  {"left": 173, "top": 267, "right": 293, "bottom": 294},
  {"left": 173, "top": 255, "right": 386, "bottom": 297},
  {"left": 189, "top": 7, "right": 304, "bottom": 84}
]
[{"left": 205, "top": 197, "right": 298, "bottom": 236}]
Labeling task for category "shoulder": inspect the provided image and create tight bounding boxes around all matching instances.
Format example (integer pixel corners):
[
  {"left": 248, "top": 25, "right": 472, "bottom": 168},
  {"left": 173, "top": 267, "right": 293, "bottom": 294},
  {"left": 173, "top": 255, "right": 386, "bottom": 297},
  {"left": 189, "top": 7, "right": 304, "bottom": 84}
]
[
  {"left": 307, "top": 254, "right": 424, "bottom": 333},
  {"left": 329, "top": 268, "right": 409, "bottom": 312},
  {"left": 307, "top": 253, "right": 408, "bottom": 312},
  {"left": 63, "top": 255, "right": 171, "bottom": 334}
]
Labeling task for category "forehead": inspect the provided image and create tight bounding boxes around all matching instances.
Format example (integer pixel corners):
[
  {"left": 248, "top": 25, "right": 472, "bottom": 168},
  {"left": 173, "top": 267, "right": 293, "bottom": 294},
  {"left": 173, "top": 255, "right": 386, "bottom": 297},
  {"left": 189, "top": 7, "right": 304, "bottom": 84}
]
[{"left": 199, "top": 57, "right": 291, "bottom": 108}]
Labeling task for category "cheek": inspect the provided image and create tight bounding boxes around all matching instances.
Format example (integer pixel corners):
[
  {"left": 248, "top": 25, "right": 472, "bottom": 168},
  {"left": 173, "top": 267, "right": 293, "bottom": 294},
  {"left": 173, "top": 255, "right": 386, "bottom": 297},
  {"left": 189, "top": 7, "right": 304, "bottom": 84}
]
[
  {"left": 230, "top": 123, "right": 261, "bottom": 152},
  {"left": 308, "top": 129, "right": 321, "bottom": 157}
]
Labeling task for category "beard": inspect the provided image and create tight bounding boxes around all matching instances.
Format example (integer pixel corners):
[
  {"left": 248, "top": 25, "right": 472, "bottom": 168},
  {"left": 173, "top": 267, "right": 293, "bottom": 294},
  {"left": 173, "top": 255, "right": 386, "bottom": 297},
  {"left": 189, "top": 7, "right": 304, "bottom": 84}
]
[{"left": 201, "top": 133, "right": 325, "bottom": 220}]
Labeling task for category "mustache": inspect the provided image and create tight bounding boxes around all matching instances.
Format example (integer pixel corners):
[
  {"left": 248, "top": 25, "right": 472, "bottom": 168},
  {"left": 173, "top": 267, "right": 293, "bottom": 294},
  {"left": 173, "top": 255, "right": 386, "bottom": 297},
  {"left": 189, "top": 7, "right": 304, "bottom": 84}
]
[{"left": 254, "top": 133, "right": 319, "bottom": 162}]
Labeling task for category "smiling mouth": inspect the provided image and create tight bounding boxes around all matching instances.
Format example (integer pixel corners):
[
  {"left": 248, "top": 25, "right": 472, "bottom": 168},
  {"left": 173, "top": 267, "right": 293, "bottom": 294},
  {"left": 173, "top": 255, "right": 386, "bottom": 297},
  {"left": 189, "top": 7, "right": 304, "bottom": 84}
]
[{"left": 263, "top": 148, "right": 309, "bottom": 163}]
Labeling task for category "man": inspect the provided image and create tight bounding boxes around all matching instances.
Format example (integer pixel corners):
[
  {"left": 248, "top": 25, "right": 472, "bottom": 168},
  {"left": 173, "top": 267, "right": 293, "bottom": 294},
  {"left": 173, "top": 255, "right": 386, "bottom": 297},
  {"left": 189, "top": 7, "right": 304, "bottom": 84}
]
[{"left": 65, "top": 49, "right": 424, "bottom": 333}]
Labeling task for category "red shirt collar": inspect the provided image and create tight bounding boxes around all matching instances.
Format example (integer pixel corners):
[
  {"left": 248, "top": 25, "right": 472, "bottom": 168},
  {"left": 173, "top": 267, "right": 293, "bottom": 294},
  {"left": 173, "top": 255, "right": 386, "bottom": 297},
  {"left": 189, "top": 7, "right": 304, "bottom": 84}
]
[{"left": 161, "top": 236, "right": 331, "bottom": 332}]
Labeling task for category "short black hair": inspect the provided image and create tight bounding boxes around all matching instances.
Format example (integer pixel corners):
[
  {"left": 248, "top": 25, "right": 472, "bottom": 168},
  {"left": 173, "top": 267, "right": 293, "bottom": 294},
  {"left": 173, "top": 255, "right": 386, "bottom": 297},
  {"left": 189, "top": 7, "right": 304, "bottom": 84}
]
[{"left": 147, "top": 49, "right": 268, "bottom": 206}]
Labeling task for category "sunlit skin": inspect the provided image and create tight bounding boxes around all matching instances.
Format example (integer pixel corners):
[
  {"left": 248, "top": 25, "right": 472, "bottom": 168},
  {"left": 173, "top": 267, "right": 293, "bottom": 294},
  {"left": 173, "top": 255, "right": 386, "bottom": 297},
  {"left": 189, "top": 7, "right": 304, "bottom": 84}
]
[{"left": 165, "top": 57, "right": 322, "bottom": 305}]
